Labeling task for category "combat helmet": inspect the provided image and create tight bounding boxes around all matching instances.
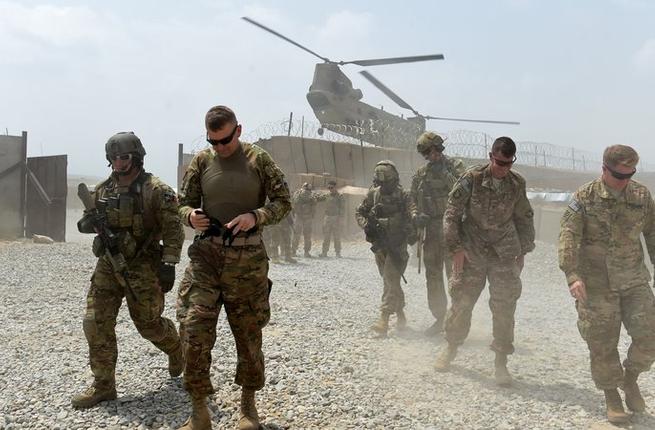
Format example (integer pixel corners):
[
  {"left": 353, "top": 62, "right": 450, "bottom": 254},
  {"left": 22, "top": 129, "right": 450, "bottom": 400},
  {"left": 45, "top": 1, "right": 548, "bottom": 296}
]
[
  {"left": 373, "top": 160, "right": 399, "bottom": 184},
  {"left": 105, "top": 132, "right": 146, "bottom": 165},
  {"left": 416, "top": 131, "right": 445, "bottom": 154}
]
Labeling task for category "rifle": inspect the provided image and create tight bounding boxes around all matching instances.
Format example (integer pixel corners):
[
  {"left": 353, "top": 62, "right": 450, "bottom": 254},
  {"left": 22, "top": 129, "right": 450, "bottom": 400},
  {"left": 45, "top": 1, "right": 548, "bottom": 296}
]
[
  {"left": 77, "top": 183, "right": 135, "bottom": 298},
  {"left": 365, "top": 206, "right": 408, "bottom": 284}
]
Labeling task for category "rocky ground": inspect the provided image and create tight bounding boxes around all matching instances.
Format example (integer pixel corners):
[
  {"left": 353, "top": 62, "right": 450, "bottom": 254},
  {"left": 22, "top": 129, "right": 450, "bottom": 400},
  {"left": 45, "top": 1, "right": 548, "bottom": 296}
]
[{"left": 1, "top": 233, "right": 654, "bottom": 430}]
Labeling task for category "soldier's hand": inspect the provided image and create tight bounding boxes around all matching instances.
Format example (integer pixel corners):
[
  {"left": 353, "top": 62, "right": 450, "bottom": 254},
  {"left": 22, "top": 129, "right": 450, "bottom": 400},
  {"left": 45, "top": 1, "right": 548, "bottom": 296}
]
[
  {"left": 190, "top": 209, "right": 210, "bottom": 231},
  {"left": 158, "top": 262, "right": 176, "bottom": 293},
  {"left": 452, "top": 250, "right": 469, "bottom": 274},
  {"left": 569, "top": 280, "right": 587, "bottom": 303},
  {"left": 226, "top": 212, "right": 257, "bottom": 235}
]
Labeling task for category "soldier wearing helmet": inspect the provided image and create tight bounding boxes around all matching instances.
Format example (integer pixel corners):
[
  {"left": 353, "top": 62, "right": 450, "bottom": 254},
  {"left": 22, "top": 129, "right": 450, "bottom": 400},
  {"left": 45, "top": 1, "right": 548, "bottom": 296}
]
[
  {"left": 72, "top": 132, "right": 185, "bottom": 409},
  {"left": 291, "top": 182, "right": 324, "bottom": 257},
  {"left": 410, "top": 131, "right": 465, "bottom": 337},
  {"left": 356, "top": 160, "right": 418, "bottom": 337}
]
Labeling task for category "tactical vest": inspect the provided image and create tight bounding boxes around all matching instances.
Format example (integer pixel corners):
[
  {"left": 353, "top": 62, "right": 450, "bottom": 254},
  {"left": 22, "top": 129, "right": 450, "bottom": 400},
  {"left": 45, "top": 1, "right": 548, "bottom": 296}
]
[
  {"left": 372, "top": 187, "right": 408, "bottom": 241},
  {"left": 417, "top": 160, "right": 458, "bottom": 218}
]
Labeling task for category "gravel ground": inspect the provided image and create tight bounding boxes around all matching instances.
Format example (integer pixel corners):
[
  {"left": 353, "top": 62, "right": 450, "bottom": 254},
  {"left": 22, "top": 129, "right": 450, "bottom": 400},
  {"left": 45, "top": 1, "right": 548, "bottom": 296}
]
[{"left": 1, "top": 233, "right": 654, "bottom": 430}]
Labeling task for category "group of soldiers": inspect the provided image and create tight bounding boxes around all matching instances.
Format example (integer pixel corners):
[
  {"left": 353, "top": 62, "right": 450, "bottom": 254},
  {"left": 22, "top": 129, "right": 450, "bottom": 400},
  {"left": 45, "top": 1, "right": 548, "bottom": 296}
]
[
  {"left": 263, "top": 180, "right": 345, "bottom": 263},
  {"left": 71, "top": 102, "right": 655, "bottom": 427},
  {"left": 356, "top": 134, "right": 655, "bottom": 424}
]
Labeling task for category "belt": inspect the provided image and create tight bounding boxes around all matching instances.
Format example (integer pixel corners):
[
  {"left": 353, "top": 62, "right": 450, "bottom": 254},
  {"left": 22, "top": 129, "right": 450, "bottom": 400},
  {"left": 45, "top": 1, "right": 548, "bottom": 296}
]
[{"left": 209, "top": 234, "right": 262, "bottom": 247}]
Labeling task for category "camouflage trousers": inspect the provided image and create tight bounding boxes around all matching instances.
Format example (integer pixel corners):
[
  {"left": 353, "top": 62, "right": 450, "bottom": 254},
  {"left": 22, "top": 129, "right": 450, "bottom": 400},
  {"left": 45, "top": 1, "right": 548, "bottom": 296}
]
[
  {"left": 83, "top": 255, "right": 181, "bottom": 388},
  {"left": 576, "top": 282, "right": 655, "bottom": 390},
  {"left": 269, "top": 223, "right": 292, "bottom": 259},
  {"left": 292, "top": 217, "right": 313, "bottom": 254},
  {"left": 176, "top": 238, "right": 271, "bottom": 397},
  {"left": 422, "top": 219, "right": 452, "bottom": 322},
  {"left": 374, "top": 246, "right": 409, "bottom": 315},
  {"left": 444, "top": 250, "right": 522, "bottom": 354},
  {"left": 321, "top": 215, "right": 342, "bottom": 255}
]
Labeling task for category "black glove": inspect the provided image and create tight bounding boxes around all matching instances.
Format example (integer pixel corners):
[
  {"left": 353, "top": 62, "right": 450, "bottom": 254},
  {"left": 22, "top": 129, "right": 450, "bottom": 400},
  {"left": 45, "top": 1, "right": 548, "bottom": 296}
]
[
  {"left": 414, "top": 213, "right": 430, "bottom": 228},
  {"left": 158, "top": 262, "right": 176, "bottom": 293}
]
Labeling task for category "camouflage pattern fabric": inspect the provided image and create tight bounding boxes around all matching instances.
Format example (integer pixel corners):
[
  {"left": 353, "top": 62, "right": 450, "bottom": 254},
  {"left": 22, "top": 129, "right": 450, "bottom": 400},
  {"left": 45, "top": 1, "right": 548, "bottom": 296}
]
[
  {"left": 291, "top": 188, "right": 326, "bottom": 254},
  {"left": 176, "top": 142, "right": 290, "bottom": 396},
  {"left": 356, "top": 185, "right": 417, "bottom": 315},
  {"left": 559, "top": 178, "right": 655, "bottom": 389},
  {"left": 322, "top": 215, "right": 342, "bottom": 256},
  {"left": 443, "top": 163, "right": 535, "bottom": 354},
  {"left": 176, "top": 240, "right": 271, "bottom": 395},
  {"left": 410, "top": 155, "right": 465, "bottom": 322},
  {"left": 292, "top": 218, "right": 313, "bottom": 254},
  {"left": 81, "top": 171, "right": 184, "bottom": 388}
]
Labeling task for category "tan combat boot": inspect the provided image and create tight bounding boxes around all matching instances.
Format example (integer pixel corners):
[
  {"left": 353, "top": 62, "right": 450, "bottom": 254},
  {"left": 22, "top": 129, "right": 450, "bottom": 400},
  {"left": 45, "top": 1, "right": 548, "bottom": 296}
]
[
  {"left": 169, "top": 345, "right": 185, "bottom": 378},
  {"left": 434, "top": 344, "right": 458, "bottom": 372},
  {"left": 238, "top": 388, "right": 260, "bottom": 430},
  {"left": 370, "top": 312, "right": 390, "bottom": 337},
  {"left": 623, "top": 369, "right": 646, "bottom": 412},
  {"left": 178, "top": 396, "right": 212, "bottom": 430},
  {"left": 494, "top": 352, "right": 513, "bottom": 387},
  {"left": 71, "top": 382, "right": 117, "bottom": 408},
  {"left": 396, "top": 309, "right": 407, "bottom": 331},
  {"left": 604, "top": 388, "right": 631, "bottom": 424}
]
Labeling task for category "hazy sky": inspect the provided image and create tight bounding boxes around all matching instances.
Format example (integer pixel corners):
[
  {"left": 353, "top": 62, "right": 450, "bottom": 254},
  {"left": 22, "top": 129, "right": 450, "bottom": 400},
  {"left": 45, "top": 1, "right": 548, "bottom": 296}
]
[{"left": 1, "top": 0, "right": 654, "bottom": 185}]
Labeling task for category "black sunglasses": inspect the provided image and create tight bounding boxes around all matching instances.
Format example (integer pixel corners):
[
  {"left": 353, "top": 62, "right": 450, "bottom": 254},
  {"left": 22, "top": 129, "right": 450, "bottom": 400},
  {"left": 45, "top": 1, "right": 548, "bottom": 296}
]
[
  {"left": 490, "top": 153, "right": 517, "bottom": 167},
  {"left": 206, "top": 124, "right": 239, "bottom": 146},
  {"left": 604, "top": 164, "right": 636, "bottom": 180}
]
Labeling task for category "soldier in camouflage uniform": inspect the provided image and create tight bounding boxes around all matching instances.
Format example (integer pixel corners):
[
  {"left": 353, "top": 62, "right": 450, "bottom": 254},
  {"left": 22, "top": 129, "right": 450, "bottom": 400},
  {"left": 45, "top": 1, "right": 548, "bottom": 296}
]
[
  {"left": 72, "top": 132, "right": 185, "bottom": 408},
  {"left": 559, "top": 145, "right": 655, "bottom": 424},
  {"left": 176, "top": 106, "right": 291, "bottom": 430},
  {"left": 410, "top": 132, "right": 465, "bottom": 336},
  {"left": 291, "top": 183, "right": 322, "bottom": 257},
  {"left": 269, "top": 214, "right": 296, "bottom": 263},
  {"left": 356, "top": 161, "right": 417, "bottom": 337},
  {"left": 319, "top": 180, "right": 345, "bottom": 258},
  {"left": 434, "top": 137, "right": 535, "bottom": 387}
]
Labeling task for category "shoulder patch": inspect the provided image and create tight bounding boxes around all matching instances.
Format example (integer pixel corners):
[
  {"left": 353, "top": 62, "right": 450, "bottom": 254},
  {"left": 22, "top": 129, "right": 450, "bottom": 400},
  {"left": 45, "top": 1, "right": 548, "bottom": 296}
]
[
  {"left": 568, "top": 199, "right": 582, "bottom": 213},
  {"left": 162, "top": 189, "right": 178, "bottom": 204}
]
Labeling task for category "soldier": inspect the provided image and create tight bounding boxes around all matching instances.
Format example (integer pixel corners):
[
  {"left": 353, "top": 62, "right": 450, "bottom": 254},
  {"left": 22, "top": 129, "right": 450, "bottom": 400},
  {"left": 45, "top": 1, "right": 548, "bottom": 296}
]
[
  {"left": 356, "top": 160, "right": 417, "bottom": 337},
  {"left": 72, "top": 132, "right": 185, "bottom": 408},
  {"left": 434, "top": 137, "right": 535, "bottom": 387},
  {"left": 176, "top": 105, "right": 291, "bottom": 430},
  {"left": 291, "top": 183, "right": 321, "bottom": 257},
  {"left": 270, "top": 214, "right": 296, "bottom": 263},
  {"left": 319, "top": 180, "right": 345, "bottom": 258},
  {"left": 410, "top": 131, "right": 465, "bottom": 336},
  {"left": 559, "top": 145, "right": 655, "bottom": 424}
]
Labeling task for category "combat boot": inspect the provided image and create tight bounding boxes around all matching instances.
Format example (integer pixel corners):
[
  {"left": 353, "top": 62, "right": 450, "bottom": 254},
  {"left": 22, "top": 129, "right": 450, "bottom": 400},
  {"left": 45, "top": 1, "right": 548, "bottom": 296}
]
[
  {"left": 304, "top": 251, "right": 312, "bottom": 258},
  {"left": 178, "top": 396, "right": 212, "bottom": 430},
  {"left": 434, "top": 344, "right": 458, "bottom": 372},
  {"left": 71, "top": 382, "right": 117, "bottom": 408},
  {"left": 336, "top": 251, "right": 341, "bottom": 258},
  {"left": 284, "top": 255, "right": 297, "bottom": 264},
  {"left": 623, "top": 369, "right": 646, "bottom": 412},
  {"left": 604, "top": 389, "right": 631, "bottom": 424},
  {"left": 424, "top": 319, "right": 444, "bottom": 337},
  {"left": 370, "top": 312, "right": 390, "bottom": 337},
  {"left": 318, "top": 252, "right": 328, "bottom": 258},
  {"left": 396, "top": 309, "right": 407, "bottom": 331},
  {"left": 169, "top": 345, "right": 185, "bottom": 377},
  {"left": 494, "top": 352, "right": 513, "bottom": 387},
  {"left": 238, "top": 388, "right": 260, "bottom": 430}
]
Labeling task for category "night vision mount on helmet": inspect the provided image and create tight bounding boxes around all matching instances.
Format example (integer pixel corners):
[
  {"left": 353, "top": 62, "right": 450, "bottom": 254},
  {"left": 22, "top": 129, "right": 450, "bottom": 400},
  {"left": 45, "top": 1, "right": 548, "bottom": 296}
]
[{"left": 242, "top": 17, "right": 519, "bottom": 150}]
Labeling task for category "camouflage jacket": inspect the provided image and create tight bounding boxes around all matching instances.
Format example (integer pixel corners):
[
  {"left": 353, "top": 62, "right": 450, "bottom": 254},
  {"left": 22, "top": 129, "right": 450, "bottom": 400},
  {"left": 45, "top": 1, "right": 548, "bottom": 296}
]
[
  {"left": 178, "top": 142, "right": 291, "bottom": 228},
  {"left": 444, "top": 164, "right": 535, "bottom": 260},
  {"left": 292, "top": 189, "right": 323, "bottom": 219},
  {"left": 355, "top": 185, "right": 417, "bottom": 245},
  {"left": 410, "top": 156, "right": 465, "bottom": 219},
  {"left": 90, "top": 170, "right": 184, "bottom": 263},
  {"left": 558, "top": 178, "right": 655, "bottom": 289},
  {"left": 322, "top": 192, "right": 345, "bottom": 217}
]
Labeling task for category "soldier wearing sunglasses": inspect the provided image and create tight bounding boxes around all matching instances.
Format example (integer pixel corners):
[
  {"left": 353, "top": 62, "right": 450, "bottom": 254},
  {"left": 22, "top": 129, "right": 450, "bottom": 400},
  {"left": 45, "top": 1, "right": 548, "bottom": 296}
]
[
  {"left": 434, "top": 137, "right": 535, "bottom": 388},
  {"left": 559, "top": 145, "right": 655, "bottom": 424},
  {"left": 176, "top": 105, "right": 291, "bottom": 430}
]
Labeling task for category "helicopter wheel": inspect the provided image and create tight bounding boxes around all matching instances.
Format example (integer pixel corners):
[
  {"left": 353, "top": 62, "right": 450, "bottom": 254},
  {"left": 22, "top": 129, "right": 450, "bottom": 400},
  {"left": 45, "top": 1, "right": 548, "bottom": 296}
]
[{"left": 317, "top": 127, "right": 324, "bottom": 136}]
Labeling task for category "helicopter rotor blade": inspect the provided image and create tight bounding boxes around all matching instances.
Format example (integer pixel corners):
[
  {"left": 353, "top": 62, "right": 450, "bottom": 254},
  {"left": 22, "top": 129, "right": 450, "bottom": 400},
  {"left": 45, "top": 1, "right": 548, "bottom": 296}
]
[
  {"left": 343, "top": 54, "right": 444, "bottom": 66},
  {"left": 359, "top": 70, "right": 419, "bottom": 115},
  {"left": 424, "top": 115, "right": 520, "bottom": 125},
  {"left": 242, "top": 17, "right": 330, "bottom": 63}
]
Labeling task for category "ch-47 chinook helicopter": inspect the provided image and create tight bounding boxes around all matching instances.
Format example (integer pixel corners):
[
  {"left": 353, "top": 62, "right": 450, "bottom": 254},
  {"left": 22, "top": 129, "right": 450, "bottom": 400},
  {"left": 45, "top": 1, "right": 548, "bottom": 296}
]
[{"left": 242, "top": 17, "right": 519, "bottom": 149}]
